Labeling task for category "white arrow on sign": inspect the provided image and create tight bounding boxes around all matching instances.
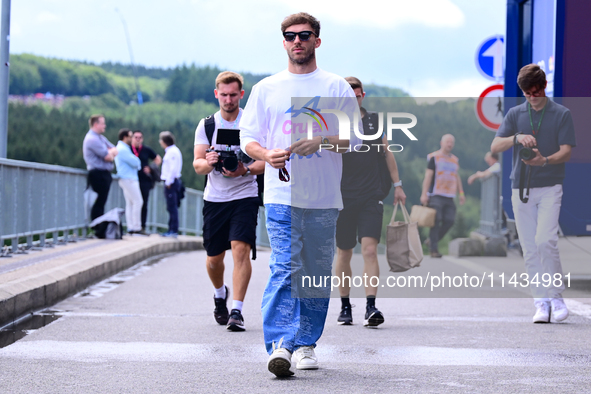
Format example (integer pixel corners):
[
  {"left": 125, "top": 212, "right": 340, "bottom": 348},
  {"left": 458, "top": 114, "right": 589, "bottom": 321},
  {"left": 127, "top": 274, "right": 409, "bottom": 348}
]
[{"left": 482, "top": 38, "right": 504, "bottom": 79}]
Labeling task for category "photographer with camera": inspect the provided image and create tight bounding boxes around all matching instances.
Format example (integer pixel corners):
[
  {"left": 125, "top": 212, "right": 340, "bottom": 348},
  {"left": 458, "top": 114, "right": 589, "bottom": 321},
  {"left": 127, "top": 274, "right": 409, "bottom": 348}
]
[
  {"left": 491, "top": 64, "right": 576, "bottom": 323},
  {"left": 193, "top": 71, "right": 265, "bottom": 332}
]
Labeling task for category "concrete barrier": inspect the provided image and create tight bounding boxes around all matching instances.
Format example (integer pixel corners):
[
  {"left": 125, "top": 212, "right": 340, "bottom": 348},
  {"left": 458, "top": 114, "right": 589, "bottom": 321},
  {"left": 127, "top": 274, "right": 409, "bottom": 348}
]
[
  {"left": 449, "top": 232, "right": 507, "bottom": 257},
  {"left": 449, "top": 238, "right": 484, "bottom": 257}
]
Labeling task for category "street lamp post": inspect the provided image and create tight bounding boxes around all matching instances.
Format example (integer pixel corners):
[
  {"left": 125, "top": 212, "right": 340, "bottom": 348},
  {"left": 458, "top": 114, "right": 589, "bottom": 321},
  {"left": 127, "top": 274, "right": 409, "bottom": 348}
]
[
  {"left": 0, "top": 0, "right": 11, "bottom": 158},
  {"left": 115, "top": 8, "right": 143, "bottom": 105}
]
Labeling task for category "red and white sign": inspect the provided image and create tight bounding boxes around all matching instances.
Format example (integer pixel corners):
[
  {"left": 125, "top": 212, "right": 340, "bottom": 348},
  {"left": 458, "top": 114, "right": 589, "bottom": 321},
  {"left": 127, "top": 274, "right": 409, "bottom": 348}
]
[{"left": 476, "top": 84, "right": 504, "bottom": 131}]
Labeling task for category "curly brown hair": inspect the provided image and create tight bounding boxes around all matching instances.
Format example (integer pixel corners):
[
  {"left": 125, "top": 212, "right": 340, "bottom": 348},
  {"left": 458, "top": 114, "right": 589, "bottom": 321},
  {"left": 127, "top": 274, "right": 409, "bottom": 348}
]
[
  {"left": 281, "top": 12, "right": 320, "bottom": 37},
  {"left": 517, "top": 64, "right": 547, "bottom": 93}
]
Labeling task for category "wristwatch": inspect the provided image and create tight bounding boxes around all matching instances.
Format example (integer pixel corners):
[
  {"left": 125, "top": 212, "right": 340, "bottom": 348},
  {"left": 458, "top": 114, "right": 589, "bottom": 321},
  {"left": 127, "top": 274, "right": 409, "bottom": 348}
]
[
  {"left": 393, "top": 180, "right": 403, "bottom": 187},
  {"left": 542, "top": 157, "right": 549, "bottom": 167},
  {"left": 513, "top": 133, "right": 522, "bottom": 145},
  {"left": 243, "top": 167, "right": 251, "bottom": 176},
  {"left": 320, "top": 136, "right": 330, "bottom": 144}
]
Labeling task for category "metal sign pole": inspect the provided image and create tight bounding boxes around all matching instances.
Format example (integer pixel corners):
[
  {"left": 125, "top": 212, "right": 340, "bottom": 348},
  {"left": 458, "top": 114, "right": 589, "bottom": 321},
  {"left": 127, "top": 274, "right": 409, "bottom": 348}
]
[{"left": 0, "top": 0, "right": 10, "bottom": 158}]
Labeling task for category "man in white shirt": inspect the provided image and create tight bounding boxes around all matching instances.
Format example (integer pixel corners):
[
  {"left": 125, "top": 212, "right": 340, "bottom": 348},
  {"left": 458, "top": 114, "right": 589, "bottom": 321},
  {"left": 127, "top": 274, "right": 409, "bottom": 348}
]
[
  {"left": 240, "top": 12, "right": 360, "bottom": 377},
  {"left": 193, "top": 71, "right": 265, "bottom": 332},
  {"left": 159, "top": 131, "right": 183, "bottom": 238}
]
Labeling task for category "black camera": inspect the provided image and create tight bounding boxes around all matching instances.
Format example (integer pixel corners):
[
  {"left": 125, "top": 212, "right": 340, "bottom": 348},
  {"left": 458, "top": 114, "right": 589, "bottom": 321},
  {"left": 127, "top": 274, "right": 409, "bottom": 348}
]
[
  {"left": 519, "top": 146, "right": 537, "bottom": 161},
  {"left": 207, "top": 128, "right": 254, "bottom": 173}
]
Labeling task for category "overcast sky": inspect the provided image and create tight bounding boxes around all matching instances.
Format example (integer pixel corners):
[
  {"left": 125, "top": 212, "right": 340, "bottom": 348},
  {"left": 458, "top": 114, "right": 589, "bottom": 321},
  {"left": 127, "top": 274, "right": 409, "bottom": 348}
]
[{"left": 8, "top": 0, "right": 506, "bottom": 97}]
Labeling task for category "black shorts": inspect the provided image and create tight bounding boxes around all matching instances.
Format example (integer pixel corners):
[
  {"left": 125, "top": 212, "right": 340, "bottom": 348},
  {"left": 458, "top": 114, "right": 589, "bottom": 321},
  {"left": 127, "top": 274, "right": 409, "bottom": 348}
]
[
  {"left": 202, "top": 197, "right": 259, "bottom": 257},
  {"left": 336, "top": 199, "right": 384, "bottom": 250}
]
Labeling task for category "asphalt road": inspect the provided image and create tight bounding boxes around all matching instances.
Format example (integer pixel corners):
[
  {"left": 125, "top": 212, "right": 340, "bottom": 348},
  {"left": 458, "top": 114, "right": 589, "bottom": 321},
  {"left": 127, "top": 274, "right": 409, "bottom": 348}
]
[{"left": 1, "top": 249, "right": 591, "bottom": 393}]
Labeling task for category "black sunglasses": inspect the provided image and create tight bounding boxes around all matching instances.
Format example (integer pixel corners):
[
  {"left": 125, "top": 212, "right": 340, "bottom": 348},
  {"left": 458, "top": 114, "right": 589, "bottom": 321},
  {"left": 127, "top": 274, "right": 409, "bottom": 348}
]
[
  {"left": 279, "top": 167, "right": 290, "bottom": 182},
  {"left": 279, "top": 151, "right": 291, "bottom": 182},
  {"left": 283, "top": 31, "right": 315, "bottom": 42}
]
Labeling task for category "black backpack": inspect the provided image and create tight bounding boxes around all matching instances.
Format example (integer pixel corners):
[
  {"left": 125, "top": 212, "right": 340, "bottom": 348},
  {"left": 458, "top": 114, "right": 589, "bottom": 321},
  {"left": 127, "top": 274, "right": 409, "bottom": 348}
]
[{"left": 203, "top": 115, "right": 264, "bottom": 206}]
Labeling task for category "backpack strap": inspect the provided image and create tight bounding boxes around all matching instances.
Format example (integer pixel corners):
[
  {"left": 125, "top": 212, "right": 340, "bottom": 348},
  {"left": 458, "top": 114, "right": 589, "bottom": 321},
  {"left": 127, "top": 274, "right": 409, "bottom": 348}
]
[
  {"left": 202, "top": 114, "right": 216, "bottom": 190},
  {"left": 204, "top": 114, "right": 216, "bottom": 145},
  {"left": 202, "top": 113, "right": 258, "bottom": 261}
]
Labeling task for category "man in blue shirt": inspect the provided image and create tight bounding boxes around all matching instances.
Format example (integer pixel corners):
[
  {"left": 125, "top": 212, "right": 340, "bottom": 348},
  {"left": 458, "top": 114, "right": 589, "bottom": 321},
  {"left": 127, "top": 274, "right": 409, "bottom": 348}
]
[
  {"left": 491, "top": 64, "right": 576, "bottom": 323},
  {"left": 115, "top": 129, "right": 144, "bottom": 235},
  {"left": 83, "top": 114, "right": 118, "bottom": 221}
]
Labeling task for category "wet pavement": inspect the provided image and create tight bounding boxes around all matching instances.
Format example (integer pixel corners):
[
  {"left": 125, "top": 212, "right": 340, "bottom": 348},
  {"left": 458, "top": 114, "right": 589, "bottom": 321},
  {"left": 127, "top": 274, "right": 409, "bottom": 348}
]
[
  {"left": 1, "top": 245, "right": 591, "bottom": 393},
  {"left": 0, "top": 234, "right": 201, "bottom": 329}
]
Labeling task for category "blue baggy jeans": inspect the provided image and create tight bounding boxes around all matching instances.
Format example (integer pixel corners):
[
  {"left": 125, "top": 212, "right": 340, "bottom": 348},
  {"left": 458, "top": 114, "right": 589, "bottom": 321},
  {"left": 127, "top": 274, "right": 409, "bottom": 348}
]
[{"left": 262, "top": 204, "right": 338, "bottom": 354}]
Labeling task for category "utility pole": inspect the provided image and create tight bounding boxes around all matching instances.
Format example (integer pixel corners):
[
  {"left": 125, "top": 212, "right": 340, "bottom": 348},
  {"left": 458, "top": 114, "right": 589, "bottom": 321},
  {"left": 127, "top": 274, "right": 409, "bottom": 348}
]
[
  {"left": 0, "top": 0, "right": 10, "bottom": 158},
  {"left": 115, "top": 8, "right": 143, "bottom": 105}
]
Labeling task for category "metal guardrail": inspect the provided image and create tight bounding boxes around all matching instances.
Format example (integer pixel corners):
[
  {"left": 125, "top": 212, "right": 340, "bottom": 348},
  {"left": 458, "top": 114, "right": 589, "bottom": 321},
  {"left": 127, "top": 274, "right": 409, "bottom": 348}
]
[
  {"left": 476, "top": 173, "right": 503, "bottom": 238},
  {"left": 0, "top": 158, "right": 88, "bottom": 251},
  {"left": 0, "top": 158, "right": 269, "bottom": 253}
]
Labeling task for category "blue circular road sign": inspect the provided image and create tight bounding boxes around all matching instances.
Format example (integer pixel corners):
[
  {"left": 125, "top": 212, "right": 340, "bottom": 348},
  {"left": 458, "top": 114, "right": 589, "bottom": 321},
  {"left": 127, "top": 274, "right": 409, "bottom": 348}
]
[{"left": 475, "top": 35, "right": 505, "bottom": 81}]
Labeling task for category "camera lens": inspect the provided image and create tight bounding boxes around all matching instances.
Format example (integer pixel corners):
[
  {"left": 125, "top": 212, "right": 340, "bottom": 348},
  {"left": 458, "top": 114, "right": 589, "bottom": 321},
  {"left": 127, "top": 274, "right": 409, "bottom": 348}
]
[
  {"left": 223, "top": 156, "right": 239, "bottom": 172},
  {"left": 519, "top": 147, "right": 535, "bottom": 161}
]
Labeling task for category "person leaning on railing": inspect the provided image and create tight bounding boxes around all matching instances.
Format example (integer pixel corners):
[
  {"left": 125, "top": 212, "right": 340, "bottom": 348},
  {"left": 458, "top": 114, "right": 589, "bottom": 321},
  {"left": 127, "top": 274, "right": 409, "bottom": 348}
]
[
  {"left": 82, "top": 114, "right": 118, "bottom": 221},
  {"left": 467, "top": 151, "right": 501, "bottom": 185}
]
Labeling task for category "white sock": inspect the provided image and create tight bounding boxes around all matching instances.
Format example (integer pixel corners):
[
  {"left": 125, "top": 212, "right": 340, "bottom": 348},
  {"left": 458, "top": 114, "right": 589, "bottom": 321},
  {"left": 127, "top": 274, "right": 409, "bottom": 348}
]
[
  {"left": 231, "top": 300, "right": 243, "bottom": 311},
  {"left": 214, "top": 285, "right": 226, "bottom": 299}
]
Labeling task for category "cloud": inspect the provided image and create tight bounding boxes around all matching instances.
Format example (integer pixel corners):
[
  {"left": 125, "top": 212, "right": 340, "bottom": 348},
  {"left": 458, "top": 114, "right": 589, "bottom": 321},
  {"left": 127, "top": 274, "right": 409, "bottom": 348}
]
[
  {"left": 270, "top": 0, "right": 465, "bottom": 29},
  {"left": 409, "top": 76, "right": 493, "bottom": 98},
  {"left": 10, "top": 21, "right": 22, "bottom": 37},
  {"left": 186, "top": 0, "right": 465, "bottom": 29},
  {"left": 36, "top": 12, "right": 61, "bottom": 23}
]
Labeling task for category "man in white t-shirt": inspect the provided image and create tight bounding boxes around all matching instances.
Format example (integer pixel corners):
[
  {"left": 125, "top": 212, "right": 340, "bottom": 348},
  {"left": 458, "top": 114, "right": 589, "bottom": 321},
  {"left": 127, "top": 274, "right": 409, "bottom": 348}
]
[
  {"left": 159, "top": 131, "right": 182, "bottom": 238},
  {"left": 193, "top": 71, "right": 265, "bottom": 332},
  {"left": 467, "top": 151, "right": 501, "bottom": 185},
  {"left": 240, "top": 12, "right": 361, "bottom": 377}
]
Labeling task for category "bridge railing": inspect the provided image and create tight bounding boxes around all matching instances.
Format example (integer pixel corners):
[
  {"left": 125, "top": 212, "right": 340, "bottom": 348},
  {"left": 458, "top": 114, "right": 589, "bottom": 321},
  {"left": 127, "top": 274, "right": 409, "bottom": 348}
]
[{"left": 0, "top": 158, "right": 269, "bottom": 252}]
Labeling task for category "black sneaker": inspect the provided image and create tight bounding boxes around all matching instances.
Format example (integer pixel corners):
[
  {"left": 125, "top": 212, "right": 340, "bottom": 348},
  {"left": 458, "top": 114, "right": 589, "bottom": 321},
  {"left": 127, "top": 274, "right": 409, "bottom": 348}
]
[
  {"left": 337, "top": 305, "right": 353, "bottom": 325},
  {"left": 213, "top": 286, "right": 230, "bottom": 325},
  {"left": 364, "top": 305, "right": 384, "bottom": 328},
  {"left": 227, "top": 309, "right": 245, "bottom": 331}
]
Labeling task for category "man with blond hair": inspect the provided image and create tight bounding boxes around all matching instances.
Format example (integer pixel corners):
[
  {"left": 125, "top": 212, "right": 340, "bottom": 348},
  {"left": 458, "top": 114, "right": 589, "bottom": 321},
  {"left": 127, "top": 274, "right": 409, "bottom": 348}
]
[{"left": 193, "top": 71, "right": 265, "bottom": 332}]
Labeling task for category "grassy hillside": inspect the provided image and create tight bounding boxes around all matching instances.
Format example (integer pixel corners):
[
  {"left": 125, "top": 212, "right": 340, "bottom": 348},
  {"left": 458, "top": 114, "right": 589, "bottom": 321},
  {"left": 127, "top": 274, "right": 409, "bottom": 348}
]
[{"left": 7, "top": 55, "right": 494, "bottom": 242}]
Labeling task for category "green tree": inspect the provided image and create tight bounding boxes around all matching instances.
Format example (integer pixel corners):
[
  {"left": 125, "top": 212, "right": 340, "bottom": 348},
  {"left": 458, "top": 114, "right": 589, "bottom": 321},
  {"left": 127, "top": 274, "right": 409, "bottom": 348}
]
[{"left": 8, "top": 58, "right": 42, "bottom": 94}]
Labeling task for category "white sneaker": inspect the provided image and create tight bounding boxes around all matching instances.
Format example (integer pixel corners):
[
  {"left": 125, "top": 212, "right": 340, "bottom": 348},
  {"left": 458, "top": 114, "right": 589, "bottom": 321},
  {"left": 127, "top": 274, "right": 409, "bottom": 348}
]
[
  {"left": 532, "top": 301, "right": 551, "bottom": 323},
  {"left": 551, "top": 298, "right": 569, "bottom": 322},
  {"left": 267, "top": 338, "right": 294, "bottom": 377},
  {"left": 292, "top": 346, "right": 319, "bottom": 370}
]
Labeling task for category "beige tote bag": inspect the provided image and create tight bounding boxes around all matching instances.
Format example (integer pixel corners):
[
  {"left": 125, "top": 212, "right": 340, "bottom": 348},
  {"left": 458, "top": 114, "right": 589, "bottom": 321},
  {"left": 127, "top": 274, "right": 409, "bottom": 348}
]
[
  {"left": 410, "top": 205, "right": 437, "bottom": 228},
  {"left": 387, "top": 202, "right": 424, "bottom": 272}
]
